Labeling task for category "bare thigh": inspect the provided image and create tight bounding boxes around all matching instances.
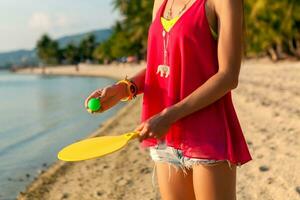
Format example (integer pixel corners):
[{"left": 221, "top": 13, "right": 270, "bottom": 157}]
[
  {"left": 155, "top": 162, "right": 196, "bottom": 200},
  {"left": 193, "top": 161, "right": 236, "bottom": 200}
]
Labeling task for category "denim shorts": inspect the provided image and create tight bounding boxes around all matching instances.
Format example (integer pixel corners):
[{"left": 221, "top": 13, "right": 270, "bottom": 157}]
[{"left": 149, "top": 140, "right": 234, "bottom": 187}]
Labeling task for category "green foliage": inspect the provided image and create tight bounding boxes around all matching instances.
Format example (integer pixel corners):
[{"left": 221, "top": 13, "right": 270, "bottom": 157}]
[
  {"left": 63, "top": 43, "right": 80, "bottom": 65},
  {"left": 36, "top": 34, "right": 98, "bottom": 65},
  {"left": 99, "top": 0, "right": 300, "bottom": 61},
  {"left": 36, "top": 34, "right": 61, "bottom": 65},
  {"left": 37, "top": 0, "right": 300, "bottom": 64},
  {"left": 245, "top": 0, "right": 300, "bottom": 59},
  {"left": 93, "top": 0, "right": 153, "bottom": 62},
  {"left": 78, "top": 35, "right": 97, "bottom": 61}
]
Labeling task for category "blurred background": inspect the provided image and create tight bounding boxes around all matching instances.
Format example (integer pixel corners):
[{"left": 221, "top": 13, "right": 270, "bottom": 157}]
[
  {"left": 0, "top": 0, "right": 299, "bottom": 69},
  {"left": 0, "top": 0, "right": 299, "bottom": 200}
]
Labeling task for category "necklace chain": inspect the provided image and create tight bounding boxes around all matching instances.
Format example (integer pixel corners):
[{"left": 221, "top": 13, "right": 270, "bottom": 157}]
[
  {"left": 161, "top": 0, "right": 194, "bottom": 71},
  {"left": 166, "top": 0, "right": 193, "bottom": 20},
  {"left": 163, "top": 31, "right": 169, "bottom": 65}
]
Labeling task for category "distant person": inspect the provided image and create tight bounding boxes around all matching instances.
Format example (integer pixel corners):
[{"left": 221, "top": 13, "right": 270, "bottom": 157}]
[
  {"left": 42, "top": 66, "right": 45, "bottom": 74},
  {"left": 85, "top": 0, "right": 252, "bottom": 199},
  {"left": 75, "top": 64, "right": 79, "bottom": 72}
]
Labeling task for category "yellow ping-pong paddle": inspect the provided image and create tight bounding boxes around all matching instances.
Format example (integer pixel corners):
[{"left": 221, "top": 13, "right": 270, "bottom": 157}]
[{"left": 57, "top": 131, "right": 140, "bottom": 162}]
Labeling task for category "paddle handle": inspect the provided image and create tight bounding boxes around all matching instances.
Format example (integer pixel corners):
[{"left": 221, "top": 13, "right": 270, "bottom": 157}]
[{"left": 124, "top": 131, "right": 140, "bottom": 140}]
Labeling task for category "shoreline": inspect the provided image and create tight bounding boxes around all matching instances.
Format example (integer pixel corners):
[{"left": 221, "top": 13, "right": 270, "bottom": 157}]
[
  {"left": 15, "top": 60, "right": 300, "bottom": 200},
  {"left": 16, "top": 62, "right": 159, "bottom": 200},
  {"left": 18, "top": 96, "right": 149, "bottom": 200},
  {"left": 13, "top": 62, "right": 146, "bottom": 80}
]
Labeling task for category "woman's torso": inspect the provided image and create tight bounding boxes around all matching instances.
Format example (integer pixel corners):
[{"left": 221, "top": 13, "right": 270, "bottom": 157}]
[{"left": 141, "top": 0, "right": 252, "bottom": 166}]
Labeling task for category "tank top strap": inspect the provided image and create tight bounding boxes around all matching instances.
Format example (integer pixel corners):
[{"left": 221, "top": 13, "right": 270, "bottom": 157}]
[{"left": 154, "top": 0, "right": 169, "bottom": 22}]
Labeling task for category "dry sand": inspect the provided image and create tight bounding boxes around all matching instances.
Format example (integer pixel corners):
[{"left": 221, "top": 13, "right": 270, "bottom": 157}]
[{"left": 16, "top": 59, "right": 300, "bottom": 200}]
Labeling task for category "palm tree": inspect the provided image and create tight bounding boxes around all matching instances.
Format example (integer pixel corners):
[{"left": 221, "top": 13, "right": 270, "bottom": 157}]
[
  {"left": 36, "top": 34, "right": 60, "bottom": 65},
  {"left": 63, "top": 43, "right": 80, "bottom": 64},
  {"left": 245, "top": 0, "right": 300, "bottom": 60},
  {"left": 109, "top": 0, "right": 153, "bottom": 60},
  {"left": 105, "top": 0, "right": 300, "bottom": 61},
  {"left": 79, "top": 34, "right": 97, "bottom": 63}
]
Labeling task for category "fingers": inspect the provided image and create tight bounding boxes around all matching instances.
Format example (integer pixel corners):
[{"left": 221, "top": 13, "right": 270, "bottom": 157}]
[
  {"left": 100, "top": 93, "right": 118, "bottom": 111},
  {"left": 85, "top": 84, "right": 125, "bottom": 115},
  {"left": 136, "top": 123, "right": 156, "bottom": 142},
  {"left": 134, "top": 122, "right": 144, "bottom": 132},
  {"left": 91, "top": 92, "right": 119, "bottom": 114},
  {"left": 98, "top": 87, "right": 107, "bottom": 101},
  {"left": 138, "top": 127, "right": 147, "bottom": 142},
  {"left": 84, "top": 84, "right": 116, "bottom": 111},
  {"left": 84, "top": 88, "right": 103, "bottom": 109},
  {"left": 136, "top": 123, "right": 147, "bottom": 142}
]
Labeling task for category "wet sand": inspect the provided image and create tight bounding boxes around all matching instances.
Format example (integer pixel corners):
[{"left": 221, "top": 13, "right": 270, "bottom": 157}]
[{"left": 16, "top": 59, "right": 300, "bottom": 200}]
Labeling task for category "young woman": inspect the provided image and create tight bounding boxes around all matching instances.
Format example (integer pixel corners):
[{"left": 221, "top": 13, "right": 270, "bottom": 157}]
[{"left": 85, "top": 0, "right": 252, "bottom": 199}]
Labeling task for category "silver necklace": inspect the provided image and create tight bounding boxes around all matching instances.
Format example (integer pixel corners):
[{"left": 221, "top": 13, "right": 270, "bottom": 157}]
[
  {"left": 166, "top": 0, "right": 193, "bottom": 20},
  {"left": 166, "top": 0, "right": 175, "bottom": 20},
  {"left": 156, "top": 0, "right": 194, "bottom": 78}
]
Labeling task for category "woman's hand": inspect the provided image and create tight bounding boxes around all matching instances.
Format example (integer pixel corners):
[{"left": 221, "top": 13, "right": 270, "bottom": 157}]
[
  {"left": 134, "top": 109, "right": 173, "bottom": 142},
  {"left": 84, "top": 83, "right": 128, "bottom": 114}
]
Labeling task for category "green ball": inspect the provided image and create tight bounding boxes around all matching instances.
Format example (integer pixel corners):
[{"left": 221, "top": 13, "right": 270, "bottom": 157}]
[{"left": 88, "top": 98, "right": 101, "bottom": 112}]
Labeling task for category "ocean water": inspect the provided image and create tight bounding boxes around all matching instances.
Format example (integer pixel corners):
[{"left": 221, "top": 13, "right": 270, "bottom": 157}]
[{"left": 0, "top": 70, "right": 126, "bottom": 200}]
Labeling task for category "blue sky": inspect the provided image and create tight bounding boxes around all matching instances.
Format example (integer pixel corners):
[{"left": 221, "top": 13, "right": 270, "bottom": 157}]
[{"left": 0, "top": 0, "right": 121, "bottom": 52}]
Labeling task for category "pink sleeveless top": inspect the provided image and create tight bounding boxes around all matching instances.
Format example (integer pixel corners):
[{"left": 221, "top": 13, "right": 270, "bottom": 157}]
[{"left": 140, "top": 0, "right": 252, "bottom": 166}]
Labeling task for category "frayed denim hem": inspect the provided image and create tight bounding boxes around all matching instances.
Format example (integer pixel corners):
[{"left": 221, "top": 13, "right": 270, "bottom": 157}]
[
  {"left": 150, "top": 159, "right": 239, "bottom": 189},
  {"left": 151, "top": 161, "right": 190, "bottom": 189},
  {"left": 149, "top": 142, "right": 241, "bottom": 188},
  {"left": 183, "top": 159, "right": 238, "bottom": 171}
]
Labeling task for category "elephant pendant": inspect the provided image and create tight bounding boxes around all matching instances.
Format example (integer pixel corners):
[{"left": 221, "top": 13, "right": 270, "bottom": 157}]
[{"left": 156, "top": 64, "right": 170, "bottom": 78}]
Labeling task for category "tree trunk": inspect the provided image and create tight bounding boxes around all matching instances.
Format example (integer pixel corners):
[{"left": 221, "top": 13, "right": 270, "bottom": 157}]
[
  {"left": 275, "top": 43, "right": 287, "bottom": 60},
  {"left": 295, "top": 39, "right": 300, "bottom": 58},
  {"left": 288, "top": 38, "right": 300, "bottom": 58},
  {"left": 267, "top": 46, "right": 279, "bottom": 61}
]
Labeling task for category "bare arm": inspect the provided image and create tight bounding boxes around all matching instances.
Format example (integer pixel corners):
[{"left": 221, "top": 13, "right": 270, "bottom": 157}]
[{"left": 161, "top": 0, "right": 244, "bottom": 123}]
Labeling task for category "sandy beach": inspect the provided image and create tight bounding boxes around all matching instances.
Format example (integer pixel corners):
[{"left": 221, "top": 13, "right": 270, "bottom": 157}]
[
  {"left": 14, "top": 62, "right": 146, "bottom": 80},
  {"left": 16, "top": 59, "right": 300, "bottom": 200}
]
